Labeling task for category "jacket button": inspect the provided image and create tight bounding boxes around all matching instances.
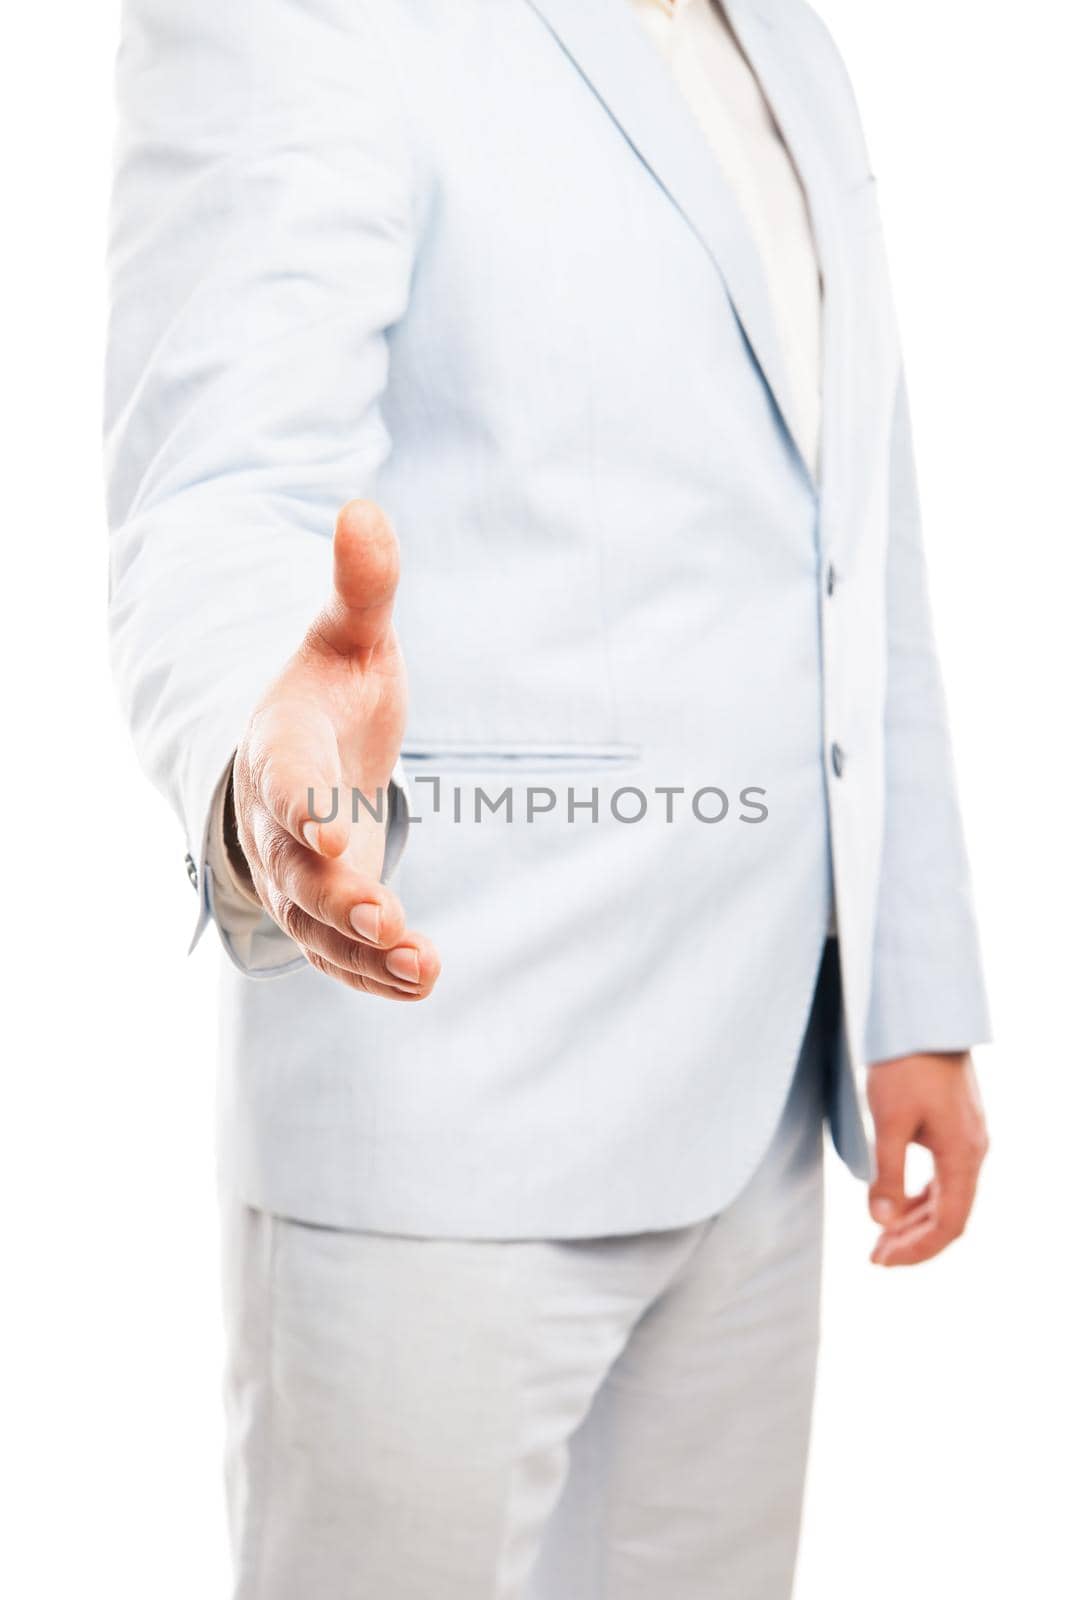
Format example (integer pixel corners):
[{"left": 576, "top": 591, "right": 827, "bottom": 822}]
[
  {"left": 831, "top": 742, "right": 845, "bottom": 778},
  {"left": 185, "top": 852, "right": 199, "bottom": 890}
]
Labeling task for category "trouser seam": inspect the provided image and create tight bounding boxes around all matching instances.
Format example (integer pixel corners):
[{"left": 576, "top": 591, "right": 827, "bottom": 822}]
[{"left": 244, "top": 1209, "right": 279, "bottom": 1599}]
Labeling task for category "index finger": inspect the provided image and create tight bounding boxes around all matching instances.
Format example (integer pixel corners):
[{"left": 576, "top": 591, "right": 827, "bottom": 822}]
[
  {"left": 243, "top": 701, "right": 350, "bottom": 859},
  {"left": 873, "top": 1146, "right": 981, "bottom": 1267}
]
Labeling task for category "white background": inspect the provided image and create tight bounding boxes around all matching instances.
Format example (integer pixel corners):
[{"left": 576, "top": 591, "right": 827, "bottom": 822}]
[{"left": 1, "top": 3, "right": 1064, "bottom": 1595}]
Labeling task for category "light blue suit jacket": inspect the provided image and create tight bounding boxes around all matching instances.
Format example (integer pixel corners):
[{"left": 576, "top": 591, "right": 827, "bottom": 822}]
[{"left": 107, "top": 0, "right": 991, "bottom": 1235}]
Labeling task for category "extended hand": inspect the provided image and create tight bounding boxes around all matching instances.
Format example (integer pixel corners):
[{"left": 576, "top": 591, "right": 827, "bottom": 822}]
[
  {"left": 867, "top": 1051, "right": 989, "bottom": 1266},
  {"left": 231, "top": 500, "right": 440, "bottom": 1000}
]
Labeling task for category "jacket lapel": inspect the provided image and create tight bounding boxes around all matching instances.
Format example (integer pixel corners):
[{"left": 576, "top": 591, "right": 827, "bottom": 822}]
[
  {"left": 523, "top": 0, "right": 814, "bottom": 482},
  {"left": 720, "top": 0, "right": 845, "bottom": 495}
]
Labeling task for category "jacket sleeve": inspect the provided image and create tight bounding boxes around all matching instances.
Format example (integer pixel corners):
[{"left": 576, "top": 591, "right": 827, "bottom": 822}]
[
  {"left": 863, "top": 374, "right": 993, "bottom": 1062},
  {"left": 106, "top": 0, "right": 417, "bottom": 974}
]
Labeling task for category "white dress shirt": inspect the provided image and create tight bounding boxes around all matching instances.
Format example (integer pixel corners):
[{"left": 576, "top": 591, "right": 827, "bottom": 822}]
[
  {"left": 209, "top": 0, "right": 825, "bottom": 926},
  {"left": 631, "top": 0, "right": 822, "bottom": 475}
]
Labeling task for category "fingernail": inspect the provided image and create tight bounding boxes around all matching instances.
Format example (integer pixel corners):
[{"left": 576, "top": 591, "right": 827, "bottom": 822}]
[
  {"left": 386, "top": 948, "right": 420, "bottom": 984},
  {"left": 350, "top": 904, "right": 381, "bottom": 942},
  {"left": 302, "top": 822, "right": 320, "bottom": 852},
  {"left": 872, "top": 1199, "right": 895, "bottom": 1223}
]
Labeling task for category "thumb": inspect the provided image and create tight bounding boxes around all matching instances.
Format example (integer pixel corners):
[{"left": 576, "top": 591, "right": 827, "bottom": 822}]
[
  {"left": 869, "top": 1123, "right": 910, "bottom": 1225},
  {"left": 310, "top": 499, "right": 400, "bottom": 659}
]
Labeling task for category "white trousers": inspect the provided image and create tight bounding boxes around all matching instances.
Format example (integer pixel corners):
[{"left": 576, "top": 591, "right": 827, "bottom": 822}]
[{"left": 221, "top": 999, "right": 827, "bottom": 1600}]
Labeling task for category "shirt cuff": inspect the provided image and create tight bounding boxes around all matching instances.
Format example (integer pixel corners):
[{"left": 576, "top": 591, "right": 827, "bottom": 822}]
[
  {"left": 202, "top": 757, "right": 411, "bottom": 979},
  {"left": 204, "top": 760, "right": 305, "bottom": 977}
]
